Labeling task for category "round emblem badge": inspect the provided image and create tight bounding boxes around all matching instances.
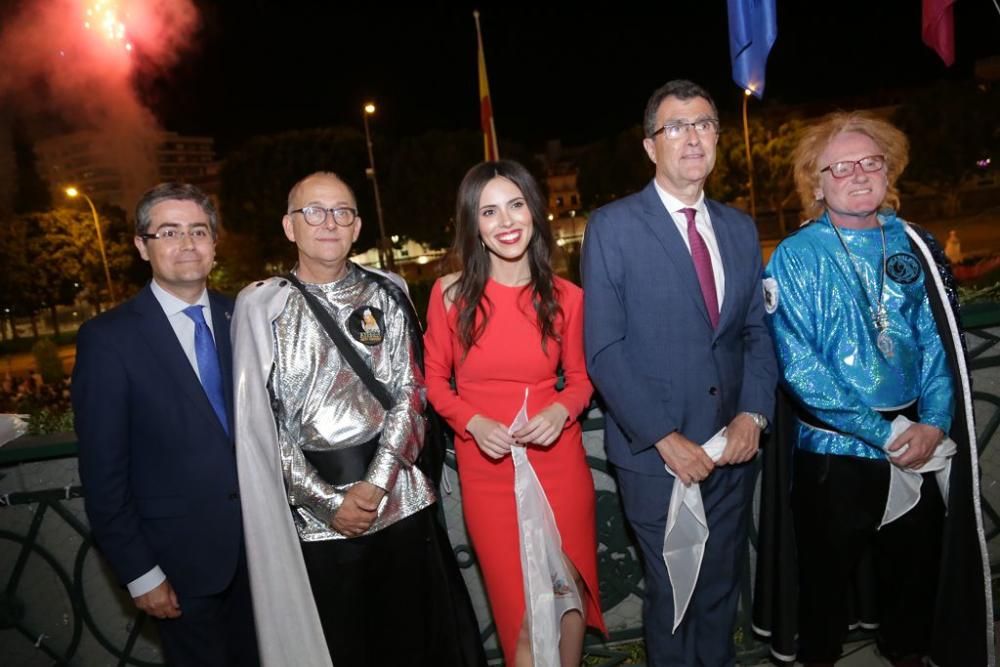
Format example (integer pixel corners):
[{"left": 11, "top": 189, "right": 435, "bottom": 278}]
[
  {"left": 885, "top": 253, "right": 921, "bottom": 284},
  {"left": 347, "top": 306, "right": 385, "bottom": 346},
  {"left": 762, "top": 277, "right": 779, "bottom": 314}
]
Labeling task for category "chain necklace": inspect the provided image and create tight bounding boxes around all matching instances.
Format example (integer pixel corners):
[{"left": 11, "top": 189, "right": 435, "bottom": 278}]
[{"left": 828, "top": 218, "right": 894, "bottom": 358}]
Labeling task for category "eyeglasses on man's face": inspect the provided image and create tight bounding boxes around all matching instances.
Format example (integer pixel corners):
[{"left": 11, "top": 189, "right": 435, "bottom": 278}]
[
  {"left": 138, "top": 224, "right": 214, "bottom": 243},
  {"left": 820, "top": 154, "right": 886, "bottom": 179},
  {"left": 290, "top": 206, "right": 358, "bottom": 227},
  {"left": 651, "top": 118, "right": 720, "bottom": 140}
]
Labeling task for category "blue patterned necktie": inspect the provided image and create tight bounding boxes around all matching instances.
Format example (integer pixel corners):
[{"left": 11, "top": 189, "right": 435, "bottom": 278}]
[{"left": 182, "top": 305, "right": 229, "bottom": 435}]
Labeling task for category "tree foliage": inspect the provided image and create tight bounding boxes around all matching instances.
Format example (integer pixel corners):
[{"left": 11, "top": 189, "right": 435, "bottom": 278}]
[
  {"left": 28, "top": 206, "right": 137, "bottom": 303},
  {"left": 575, "top": 126, "right": 652, "bottom": 210},
  {"left": 894, "top": 80, "right": 1000, "bottom": 216},
  {"left": 0, "top": 206, "right": 136, "bottom": 332},
  {"left": 381, "top": 129, "right": 482, "bottom": 248},
  {"left": 710, "top": 115, "right": 804, "bottom": 236}
]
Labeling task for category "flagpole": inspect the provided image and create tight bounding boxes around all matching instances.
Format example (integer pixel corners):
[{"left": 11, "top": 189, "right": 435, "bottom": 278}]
[
  {"left": 742, "top": 89, "right": 757, "bottom": 219},
  {"left": 727, "top": 0, "right": 774, "bottom": 220},
  {"left": 474, "top": 10, "right": 499, "bottom": 161}
]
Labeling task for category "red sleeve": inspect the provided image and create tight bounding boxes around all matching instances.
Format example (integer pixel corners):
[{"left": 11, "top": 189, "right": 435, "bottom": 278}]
[
  {"left": 554, "top": 280, "right": 594, "bottom": 420},
  {"left": 423, "top": 279, "right": 480, "bottom": 434}
]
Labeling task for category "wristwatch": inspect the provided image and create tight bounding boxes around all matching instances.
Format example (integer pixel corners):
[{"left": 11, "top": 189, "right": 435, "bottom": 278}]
[{"left": 743, "top": 411, "right": 768, "bottom": 430}]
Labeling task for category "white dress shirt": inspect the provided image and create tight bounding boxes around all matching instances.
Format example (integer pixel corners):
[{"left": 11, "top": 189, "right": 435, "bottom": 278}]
[
  {"left": 150, "top": 280, "right": 216, "bottom": 382},
  {"left": 126, "top": 280, "right": 214, "bottom": 598},
  {"left": 653, "top": 182, "right": 726, "bottom": 309}
]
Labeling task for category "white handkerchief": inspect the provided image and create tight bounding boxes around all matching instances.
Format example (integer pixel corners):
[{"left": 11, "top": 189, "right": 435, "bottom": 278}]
[
  {"left": 880, "top": 415, "right": 955, "bottom": 528},
  {"left": 661, "top": 428, "right": 728, "bottom": 632},
  {"left": 509, "top": 388, "right": 582, "bottom": 667}
]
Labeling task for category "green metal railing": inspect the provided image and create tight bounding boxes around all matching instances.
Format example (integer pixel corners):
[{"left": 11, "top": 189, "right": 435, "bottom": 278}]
[{"left": 2, "top": 305, "right": 998, "bottom": 666}]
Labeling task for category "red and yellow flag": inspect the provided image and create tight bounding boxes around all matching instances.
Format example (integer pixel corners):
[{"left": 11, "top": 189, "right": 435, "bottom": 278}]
[{"left": 474, "top": 11, "right": 499, "bottom": 161}]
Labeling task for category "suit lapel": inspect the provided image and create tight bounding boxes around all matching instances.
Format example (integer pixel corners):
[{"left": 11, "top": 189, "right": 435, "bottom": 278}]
[
  {"left": 707, "top": 200, "right": 739, "bottom": 335},
  {"left": 132, "top": 284, "right": 229, "bottom": 439},
  {"left": 638, "top": 182, "right": 712, "bottom": 327}
]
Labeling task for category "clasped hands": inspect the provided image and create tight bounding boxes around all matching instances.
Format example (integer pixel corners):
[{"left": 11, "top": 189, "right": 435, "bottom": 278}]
[
  {"left": 466, "top": 402, "right": 570, "bottom": 460},
  {"left": 331, "top": 481, "right": 386, "bottom": 537},
  {"left": 655, "top": 412, "right": 762, "bottom": 486}
]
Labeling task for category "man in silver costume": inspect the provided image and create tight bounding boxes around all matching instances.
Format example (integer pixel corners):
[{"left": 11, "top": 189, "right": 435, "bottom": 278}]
[
  {"left": 753, "top": 113, "right": 993, "bottom": 667},
  {"left": 231, "top": 172, "right": 485, "bottom": 667}
]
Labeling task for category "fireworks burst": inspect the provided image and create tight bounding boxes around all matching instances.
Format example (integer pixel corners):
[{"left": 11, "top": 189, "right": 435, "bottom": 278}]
[{"left": 83, "top": 0, "right": 132, "bottom": 52}]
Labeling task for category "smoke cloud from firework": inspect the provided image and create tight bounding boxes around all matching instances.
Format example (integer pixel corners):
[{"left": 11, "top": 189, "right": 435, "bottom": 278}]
[{"left": 0, "top": 0, "right": 199, "bottom": 190}]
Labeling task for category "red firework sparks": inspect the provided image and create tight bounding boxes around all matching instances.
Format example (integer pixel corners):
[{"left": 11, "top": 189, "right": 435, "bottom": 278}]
[{"left": 83, "top": 0, "right": 133, "bottom": 52}]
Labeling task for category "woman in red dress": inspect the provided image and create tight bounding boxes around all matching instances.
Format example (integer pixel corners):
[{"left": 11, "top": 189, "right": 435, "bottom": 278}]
[{"left": 424, "top": 160, "right": 605, "bottom": 666}]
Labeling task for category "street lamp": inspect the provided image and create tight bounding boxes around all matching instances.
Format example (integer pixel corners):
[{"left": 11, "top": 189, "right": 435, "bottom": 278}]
[
  {"left": 65, "top": 186, "right": 117, "bottom": 304},
  {"left": 741, "top": 88, "right": 758, "bottom": 219},
  {"left": 362, "top": 102, "right": 394, "bottom": 271}
]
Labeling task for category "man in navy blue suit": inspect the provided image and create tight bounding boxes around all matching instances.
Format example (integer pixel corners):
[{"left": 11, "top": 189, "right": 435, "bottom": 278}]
[
  {"left": 73, "top": 183, "right": 258, "bottom": 666},
  {"left": 582, "top": 80, "right": 777, "bottom": 666}
]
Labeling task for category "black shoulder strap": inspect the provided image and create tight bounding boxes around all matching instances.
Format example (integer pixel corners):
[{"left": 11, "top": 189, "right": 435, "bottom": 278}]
[{"left": 284, "top": 272, "right": 394, "bottom": 411}]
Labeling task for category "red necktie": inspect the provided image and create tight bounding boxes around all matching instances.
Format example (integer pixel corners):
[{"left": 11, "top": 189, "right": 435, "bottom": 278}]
[{"left": 680, "top": 207, "right": 719, "bottom": 328}]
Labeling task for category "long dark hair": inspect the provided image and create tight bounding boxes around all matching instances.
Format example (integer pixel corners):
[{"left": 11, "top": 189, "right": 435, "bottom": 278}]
[{"left": 447, "top": 160, "right": 561, "bottom": 353}]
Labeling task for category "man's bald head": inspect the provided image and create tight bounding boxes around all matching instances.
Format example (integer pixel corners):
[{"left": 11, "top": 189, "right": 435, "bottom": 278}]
[{"left": 287, "top": 172, "right": 357, "bottom": 212}]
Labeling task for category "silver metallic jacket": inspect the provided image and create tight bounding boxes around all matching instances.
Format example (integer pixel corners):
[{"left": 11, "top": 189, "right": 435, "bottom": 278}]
[{"left": 267, "top": 265, "right": 434, "bottom": 541}]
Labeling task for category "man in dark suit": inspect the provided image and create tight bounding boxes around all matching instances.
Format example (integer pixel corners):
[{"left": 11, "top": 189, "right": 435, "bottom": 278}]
[
  {"left": 73, "top": 183, "right": 257, "bottom": 666},
  {"left": 582, "top": 80, "right": 777, "bottom": 666}
]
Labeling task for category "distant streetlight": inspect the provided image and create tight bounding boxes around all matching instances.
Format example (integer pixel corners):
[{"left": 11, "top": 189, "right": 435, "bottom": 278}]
[
  {"left": 741, "top": 88, "right": 757, "bottom": 219},
  {"left": 362, "top": 102, "right": 394, "bottom": 271},
  {"left": 65, "top": 186, "right": 117, "bottom": 303}
]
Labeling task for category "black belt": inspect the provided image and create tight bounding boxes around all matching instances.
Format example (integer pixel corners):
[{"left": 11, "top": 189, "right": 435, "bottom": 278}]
[
  {"left": 302, "top": 434, "right": 380, "bottom": 485},
  {"left": 796, "top": 402, "right": 919, "bottom": 435}
]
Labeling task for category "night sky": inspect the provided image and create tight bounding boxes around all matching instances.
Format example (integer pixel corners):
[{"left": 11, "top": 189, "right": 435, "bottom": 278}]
[{"left": 150, "top": 0, "right": 1000, "bottom": 154}]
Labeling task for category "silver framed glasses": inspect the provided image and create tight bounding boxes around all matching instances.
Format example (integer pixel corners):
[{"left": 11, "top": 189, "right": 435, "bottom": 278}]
[
  {"left": 138, "top": 225, "right": 214, "bottom": 243},
  {"left": 290, "top": 206, "right": 358, "bottom": 227},
  {"left": 651, "top": 118, "right": 720, "bottom": 140},
  {"left": 820, "top": 155, "right": 886, "bottom": 179}
]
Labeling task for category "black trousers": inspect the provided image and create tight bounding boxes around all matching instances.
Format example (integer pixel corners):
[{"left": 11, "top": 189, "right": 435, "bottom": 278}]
[
  {"left": 791, "top": 450, "right": 944, "bottom": 663},
  {"left": 300, "top": 507, "right": 447, "bottom": 667},
  {"left": 156, "top": 551, "right": 259, "bottom": 667}
]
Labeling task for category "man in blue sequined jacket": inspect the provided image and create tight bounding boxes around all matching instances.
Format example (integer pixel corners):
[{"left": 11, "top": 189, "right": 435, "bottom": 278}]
[{"left": 752, "top": 112, "right": 993, "bottom": 667}]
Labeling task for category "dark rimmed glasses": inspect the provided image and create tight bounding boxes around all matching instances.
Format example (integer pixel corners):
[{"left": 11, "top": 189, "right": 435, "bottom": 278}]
[
  {"left": 820, "top": 155, "right": 885, "bottom": 179},
  {"left": 290, "top": 206, "right": 358, "bottom": 227}
]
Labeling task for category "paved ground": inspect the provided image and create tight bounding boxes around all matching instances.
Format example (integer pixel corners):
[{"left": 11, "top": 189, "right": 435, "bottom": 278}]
[{"left": 743, "top": 640, "right": 888, "bottom": 666}]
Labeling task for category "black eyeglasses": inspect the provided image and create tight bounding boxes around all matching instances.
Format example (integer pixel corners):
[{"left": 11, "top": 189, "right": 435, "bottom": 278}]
[
  {"left": 820, "top": 155, "right": 886, "bottom": 179},
  {"left": 651, "top": 118, "right": 720, "bottom": 140},
  {"left": 290, "top": 206, "right": 358, "bottom": 227}
]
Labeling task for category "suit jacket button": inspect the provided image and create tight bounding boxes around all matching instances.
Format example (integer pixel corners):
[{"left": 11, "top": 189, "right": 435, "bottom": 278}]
[
  {"left": 228, "top": 492, "right": 239, "bottom": 500},
  {"left": 708, "top": 386, "right": 718, "bottom": 396}
]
